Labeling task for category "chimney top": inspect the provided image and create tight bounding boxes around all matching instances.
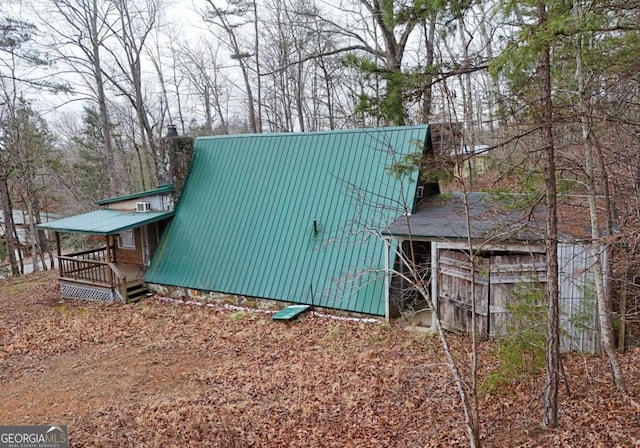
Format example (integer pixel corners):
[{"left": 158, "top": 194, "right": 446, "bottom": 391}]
[{"left": 166, "top": 124, "right": 178, "bottom": 137}]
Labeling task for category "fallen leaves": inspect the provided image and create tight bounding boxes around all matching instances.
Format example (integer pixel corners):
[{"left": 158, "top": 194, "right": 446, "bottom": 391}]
[{"left": 0, "top": 272, "right": 639, "bottom": 447}]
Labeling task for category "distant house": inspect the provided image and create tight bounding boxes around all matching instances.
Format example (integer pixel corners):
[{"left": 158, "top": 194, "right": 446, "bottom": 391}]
[
  {"left": 450, "top": 144, "right": 492, "bottom": 179},
  {"left": 37, "top": 185, "right": 175, "bottom": 302},
  {"left": 0, "top": 209, "right": 62, "bottom": 249}
]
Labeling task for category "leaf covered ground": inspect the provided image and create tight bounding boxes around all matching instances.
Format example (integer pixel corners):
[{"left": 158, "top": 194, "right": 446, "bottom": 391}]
[{"left": 1, "top": 272, "right": 639, "bottom": 447}]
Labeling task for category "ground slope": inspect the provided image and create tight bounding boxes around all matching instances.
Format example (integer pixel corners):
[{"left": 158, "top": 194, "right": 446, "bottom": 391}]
[{"left": 1, "top": 272, "right": 639, "bottom": 447}]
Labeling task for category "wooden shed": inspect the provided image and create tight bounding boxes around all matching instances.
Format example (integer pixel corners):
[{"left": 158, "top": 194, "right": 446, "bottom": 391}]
[{"left": 383, "top": 192, "right": 605, "bottom": 353}]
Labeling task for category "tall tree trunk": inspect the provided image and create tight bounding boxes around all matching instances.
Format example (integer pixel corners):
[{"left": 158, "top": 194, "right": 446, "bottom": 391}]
[
  {"left": 318, "top": 57, "right": 335, "bottom": 130},
  {"left": 252, "top": 0, "right": 262, "bottom": 132},
  {"left": 203, "top": 0, "right": 259, "bottom": 133},
  {"left": 575, "top": 26, "right": 627, "bottom": 392},
  {"left": 90, "top": 0, "right": 119, "bottom": 195},
  {"left": 34, "top": 211, "right": 50, "bottom": 271},
  {"left": 538, "top": 0, "right": 560, "bottom": 429},
  {"left": 461, "top": 190, "right": 481, "bottom": 447},
  {"left": 296, "top": 52, "right": 305, "bottom": 132},
  {"left": 24, "top": 199, "right": 40, "bottom": 271},
  {"left": 367, "top": 0, "right": 419, "bottom": 126},
  {"left": 476, "top": 3, "right": 504, "bottom": 129},
  {"left": 457, "top": 15, "right": 476, "bottom": 187},
  {"left": 0, "top": 173, "right": 19, "bottom": 276},
  {"left": 458, "top": 16, "right": 474, "bottom": 136},
  {"left": 204, "top": 84, "right": 213, "bottom": 133},
  {"left": 421, "top": 15, "right": 436, "bottom": 124}
]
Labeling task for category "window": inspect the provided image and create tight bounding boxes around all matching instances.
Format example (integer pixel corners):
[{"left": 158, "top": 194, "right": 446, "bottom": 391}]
[{"left": 118, "top": 230, "right": 135, "bottom": 249}]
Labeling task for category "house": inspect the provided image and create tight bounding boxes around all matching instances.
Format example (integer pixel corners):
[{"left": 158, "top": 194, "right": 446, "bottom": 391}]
[
  {"left": 1, "top": 210, "right": 62, "bottom": 249},
  {"left": 145, "top": 126, "right": 432, "bottom": 316},
  {"left": 36, "top": 125, "right": 606, "bottom": 352},
  {"left": 37, "top": 126, "right": 430, "bottom": 313},
  {"left": 37, "top": 185, "right": 175, "bottom": 302},
  {"left": 383, "top": 192, "right": 606, "bottom": 353},
  {"left": 450, "top": 144, "right": 492, "bottom": 179}
]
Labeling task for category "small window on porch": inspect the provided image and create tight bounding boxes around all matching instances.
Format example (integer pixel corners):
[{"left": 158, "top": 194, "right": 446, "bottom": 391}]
[{"left": 118, "top": 229, "right": 135, "bottom": 249}]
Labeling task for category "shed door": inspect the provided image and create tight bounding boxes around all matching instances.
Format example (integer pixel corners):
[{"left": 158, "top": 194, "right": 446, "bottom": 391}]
[
  {"left": 438, "top": 250, "right": 490, "bottom": 336},
  {"left": 488, "top": 254, "right": 546, "bottom": 336},
  {"left": 437, "top": 249, "right": 546, "bottom": 337}
]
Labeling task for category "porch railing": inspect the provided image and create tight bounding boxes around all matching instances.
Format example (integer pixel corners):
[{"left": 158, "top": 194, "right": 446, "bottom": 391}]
[{"left": 57, "top": 246, "right": 128, "bottom": 301}]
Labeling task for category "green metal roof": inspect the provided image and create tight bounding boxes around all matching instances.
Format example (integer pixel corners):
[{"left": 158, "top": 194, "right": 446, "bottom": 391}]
[
  {"left": 145, "top": 126, "right": 428, "bottom": 316},
  {"left": 95, "top": 184, "right": 173, "bottom": 205},
  {"left": 36, "top": 209, "right": 174, "bottom": 235}
]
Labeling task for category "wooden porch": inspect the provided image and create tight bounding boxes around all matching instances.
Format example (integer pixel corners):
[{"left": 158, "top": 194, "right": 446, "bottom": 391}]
[{"left": 57, "top": 247, "right": 149, "bottom": 303}]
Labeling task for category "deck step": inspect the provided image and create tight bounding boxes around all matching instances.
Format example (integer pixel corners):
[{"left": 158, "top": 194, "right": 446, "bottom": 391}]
[{"left": 126, "top": 282, "right": 150, "bottom": 303}]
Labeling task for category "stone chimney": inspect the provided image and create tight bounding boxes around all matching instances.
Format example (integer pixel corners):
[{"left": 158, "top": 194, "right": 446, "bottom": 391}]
[{"left": 159, "top": 125, "right": 194, "bottom": 202}]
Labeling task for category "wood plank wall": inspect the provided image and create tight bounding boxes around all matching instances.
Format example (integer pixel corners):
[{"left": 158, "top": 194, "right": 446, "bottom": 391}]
[{"left": 114, "top": 228, "right": 144, "bottom": 265}]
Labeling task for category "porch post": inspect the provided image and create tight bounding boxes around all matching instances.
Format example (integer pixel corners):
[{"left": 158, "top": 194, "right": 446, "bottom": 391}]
[
  {"left": 105, "top": 235, "right": 113, "bottom": 263},
  {"left": 55, "top": 231, "right": 62, "bottom": 276}
]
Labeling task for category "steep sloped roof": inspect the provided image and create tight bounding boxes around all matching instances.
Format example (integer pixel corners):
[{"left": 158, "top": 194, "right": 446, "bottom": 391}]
[{"left": 145, "top": 126, "right": 428, "bottom": 316}]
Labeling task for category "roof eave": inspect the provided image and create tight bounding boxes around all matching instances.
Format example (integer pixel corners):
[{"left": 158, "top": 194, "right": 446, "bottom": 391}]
[
  {"left": 95, "top": 184, "right": 174, "bottom": 206},
  {"left": 36, "top": 210, "right": 174, "bottom": 235}
]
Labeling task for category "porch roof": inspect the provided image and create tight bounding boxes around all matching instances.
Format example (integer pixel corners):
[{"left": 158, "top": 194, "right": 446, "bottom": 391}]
[{"left": 36, "top": 209, "right": 174, "bottom": 235}]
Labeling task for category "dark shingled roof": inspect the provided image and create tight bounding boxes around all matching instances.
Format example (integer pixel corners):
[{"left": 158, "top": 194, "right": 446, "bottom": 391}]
[{"left": 383, "top": 192, "right": 603, "bottom": 243}]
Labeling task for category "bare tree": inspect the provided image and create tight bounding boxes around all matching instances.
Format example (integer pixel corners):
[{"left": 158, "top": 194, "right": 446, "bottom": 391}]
[
  {"left": 176, "top": 39, "right": 231, "bottom": 134},
  {"left": 203, "top": 0, "right": 261, "bottom": 133},
  {"left": 534, "top": 0, "right": 561, "bottom": 429},
  {"left": 41, "top": 0, "right": 125, "bottom": 195},
  {"left": 0, "top": 15, "right": 64, "bottom": 276},
  {"left": 380, "top": 134, "right": 482, "bottom": 447},
  {"left": 102, "top": 0, "right": 162, "bottom": 187},
  {"left": 573, "top": 2, "right": 626, "bottom": 392}
]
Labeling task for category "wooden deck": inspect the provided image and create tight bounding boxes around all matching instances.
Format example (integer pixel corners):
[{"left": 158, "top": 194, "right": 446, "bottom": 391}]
[
  {"left": 57, "top": 247, "right": 149, "bottom": 302},
  {"left": 111, "top": 263, "right": 146, "bottom": 285}
]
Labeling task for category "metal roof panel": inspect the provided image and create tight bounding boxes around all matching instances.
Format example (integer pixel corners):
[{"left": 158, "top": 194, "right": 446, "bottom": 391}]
[
  {"left": 145, "top": 126, "right": 428, "bottom": 315},
  {"left": 36, "top": 209, "right": 174, "bottom": 235}
]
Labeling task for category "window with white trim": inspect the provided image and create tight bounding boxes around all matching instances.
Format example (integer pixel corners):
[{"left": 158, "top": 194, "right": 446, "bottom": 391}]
[{"left": 118, "top": 229, "right": 135, "bottom": 249}]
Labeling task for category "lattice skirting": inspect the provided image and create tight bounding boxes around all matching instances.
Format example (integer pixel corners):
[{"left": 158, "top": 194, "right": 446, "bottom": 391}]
[{"left": 60, "top": 282, "right": 124, "bottom": 303}]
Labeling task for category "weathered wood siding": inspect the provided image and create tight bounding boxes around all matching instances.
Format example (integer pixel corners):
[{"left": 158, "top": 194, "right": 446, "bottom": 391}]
[
  {"left": 558, "top": 243, "right": 600, "bottom": 353},
  {"left": 114, "top": 228, "right": 143, "bottom": 265},
  {"left": 438, "top": 249, "right": 545, "bottom": 337},
  {"left": 438, "top": 250, "right": 489, "bottom": 336},
  {"left": 489, "top": 254, "right": 547, "bottom": 336},
  {"left": 434, "top": 242, "right": 602, "bottom": 353}
]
